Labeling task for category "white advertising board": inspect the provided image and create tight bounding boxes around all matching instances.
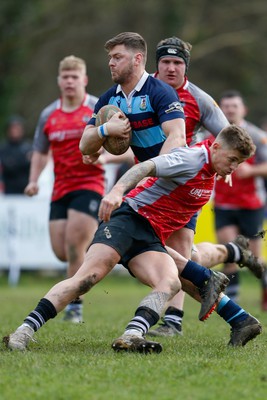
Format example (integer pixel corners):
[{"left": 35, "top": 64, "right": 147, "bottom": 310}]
[{"left": 0, "top": 195, "right": 66, "bottom": 270}]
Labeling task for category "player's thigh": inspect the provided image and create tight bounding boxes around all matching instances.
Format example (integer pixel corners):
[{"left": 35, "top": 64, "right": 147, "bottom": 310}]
[
  {"left": 49, "top": 219, "right": 67, "bottom": 260},
  {"left": 166, "top": 227, "right": 194, "bottom": 259},
  {"left": 66, "top": 209, "right": 99, "bottom": 247},
  {"left": 129, "top": 251, "right": 179, "bottom": 291}
]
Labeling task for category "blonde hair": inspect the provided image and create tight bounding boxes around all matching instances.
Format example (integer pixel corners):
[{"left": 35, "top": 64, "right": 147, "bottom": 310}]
[{"left": 58, "top": 55, "right": 87, "bottom": 74}]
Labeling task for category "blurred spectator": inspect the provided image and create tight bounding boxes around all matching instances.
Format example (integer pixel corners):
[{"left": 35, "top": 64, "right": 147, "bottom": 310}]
[{"left": 0, "top": 115, "right": 32, "bottom": 194}]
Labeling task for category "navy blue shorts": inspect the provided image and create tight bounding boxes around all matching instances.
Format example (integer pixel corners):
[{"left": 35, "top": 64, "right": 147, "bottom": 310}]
[
  {"left": 91, "top": 202, "right": 167, "bottom": 268},
  {"left": 50, "top": 190, "right": 102, "bottom": 221},
  {"left": 214, "top": 207, "right": 265, "bottom": 238},
  {"left": 185, "top": 212, "right": 198, "bottom": 232}
]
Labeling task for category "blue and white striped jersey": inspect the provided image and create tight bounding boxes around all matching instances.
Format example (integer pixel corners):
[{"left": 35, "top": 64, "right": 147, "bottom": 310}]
[{"left": 88, "top": 72, "right": 185, "bottom": 161}]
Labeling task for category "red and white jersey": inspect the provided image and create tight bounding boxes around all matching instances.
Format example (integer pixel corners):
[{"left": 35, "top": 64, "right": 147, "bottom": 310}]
[
  {"left": 154, "top": 74, "right": 229, "bottom": 146},
  {"left": 125, "top": 140, "right": 215, "bottom": 244},
  {"left": 33, "top": 94, "right": 105, "bottom": 201},
  {"left": 214, "top": 120, "right": 267, "bottom": 209}
]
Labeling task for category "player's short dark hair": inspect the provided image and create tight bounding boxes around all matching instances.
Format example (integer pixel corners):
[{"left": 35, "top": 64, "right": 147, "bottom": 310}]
[
  {"left": 219, "top": 90, "right": 246, "bottom": 105},
  {"left": 105, "top": 32, "right": 147, "bottom": 61}
]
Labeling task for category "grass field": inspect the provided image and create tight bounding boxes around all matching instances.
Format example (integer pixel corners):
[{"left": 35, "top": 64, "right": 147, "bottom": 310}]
[{"left": 0, "top": 270, "right": 266, "bottom": 400}]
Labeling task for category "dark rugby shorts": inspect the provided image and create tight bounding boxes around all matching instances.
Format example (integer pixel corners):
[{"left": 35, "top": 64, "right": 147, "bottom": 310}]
[
  {"left": 91, "top": 202, "right": 167, "bottom": 268},
  {"left": 214, "top": 207, "right": 265, "bottom": 238},
  {"left": 184, "top": 212, "right": 198, "bottom": 232},
  {"left": 49, "top": 190, "right": 102, "bottom": 221}
]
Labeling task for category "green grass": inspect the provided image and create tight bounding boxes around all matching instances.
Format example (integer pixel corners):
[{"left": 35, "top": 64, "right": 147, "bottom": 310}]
[{"left": 0, "top": 270, "right": 266, "bottom": 400}]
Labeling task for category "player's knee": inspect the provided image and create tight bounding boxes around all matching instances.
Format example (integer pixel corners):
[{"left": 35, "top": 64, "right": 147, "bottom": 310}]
[
  {"left": 169, "top": 276, "right": 181, "bottom": 297},
  {"left": 191, "top": 249, "right": 200, "bottom": 264},
  {"left": 52, "top": 246, "right": 67, "bottom": 261},
  {"left": 175, "top": 278, "right": 182, "bottom": 294}
]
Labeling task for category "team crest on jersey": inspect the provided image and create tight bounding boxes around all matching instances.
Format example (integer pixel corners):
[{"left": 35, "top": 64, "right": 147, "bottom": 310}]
[
  {"left": 165, "top": 101, "right": 184, "bottom": 114},
  {"left": 139, "top": 96, "right": 147, "bottom": 111}
]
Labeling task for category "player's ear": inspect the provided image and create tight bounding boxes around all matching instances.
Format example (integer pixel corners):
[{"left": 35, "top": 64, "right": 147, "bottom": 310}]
[
  {"left": 134, "top": 52, "right": 143, "bottom": 66},
  {"left": 84, "top": 75, "right": 89, "bottom": 87},
  {"left": 211, "top": 141, "right": 220, "bottom": 153}
]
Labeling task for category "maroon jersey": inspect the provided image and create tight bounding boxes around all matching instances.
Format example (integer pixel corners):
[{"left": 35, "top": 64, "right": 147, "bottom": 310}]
[{"left": 33, "top": 94, "right": 105, "bottom": 201}]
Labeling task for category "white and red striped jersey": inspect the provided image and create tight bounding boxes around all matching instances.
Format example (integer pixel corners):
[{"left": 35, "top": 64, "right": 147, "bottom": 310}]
[
  {"left": 153, "top": 74, "right": 229, "bottom": 146},
  {"left": 125, "top": 140, "right": 215, "bottom": 244},
  {"left": 33, "top": 94, "right": 105, "bottom": 201}
]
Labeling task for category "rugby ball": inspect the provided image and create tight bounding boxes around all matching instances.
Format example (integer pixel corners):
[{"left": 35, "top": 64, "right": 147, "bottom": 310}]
[{"left": 95, "top": 105, "right": 131, "bottom": 155}]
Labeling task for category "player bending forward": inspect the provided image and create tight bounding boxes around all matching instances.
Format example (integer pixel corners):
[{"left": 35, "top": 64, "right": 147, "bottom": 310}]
[{"left": 4, "top": 125, "right": 260, "bottom": 354}]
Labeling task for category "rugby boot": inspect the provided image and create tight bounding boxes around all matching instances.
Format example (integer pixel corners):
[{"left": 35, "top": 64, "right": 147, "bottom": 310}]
[
  {"left": 3, "top": 325, "right": 35, "bottom": 351},
  {"left": 112, "top": 334, "right": 162, "bottom": 354},
  {"left": 234, "top": 235, "right": 265, "bottom": 279},
  {"left": 198, "top": 271, "right": 229, "bottom": 321},
  {"left": 228, "top": 314, "right": 262, "bottom": 346}
]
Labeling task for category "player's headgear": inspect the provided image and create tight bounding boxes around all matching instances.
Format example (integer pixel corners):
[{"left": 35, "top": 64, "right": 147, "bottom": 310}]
[{"left": 156, "top": 36, "right": 192, "bottom": 74}]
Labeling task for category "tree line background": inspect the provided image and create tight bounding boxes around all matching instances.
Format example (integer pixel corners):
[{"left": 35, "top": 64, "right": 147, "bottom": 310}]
[{"left": 1, "top": 0, "right": 267, "bottom": 138}]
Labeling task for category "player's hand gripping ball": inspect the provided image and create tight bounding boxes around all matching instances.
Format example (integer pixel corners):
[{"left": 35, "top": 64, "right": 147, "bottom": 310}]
[{"left": 95, "top": 105, "right": 131, "bottom": 155}]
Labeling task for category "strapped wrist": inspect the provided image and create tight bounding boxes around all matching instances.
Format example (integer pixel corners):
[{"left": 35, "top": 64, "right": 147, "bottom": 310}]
[{"left": 97, "top": 123, "right": 109, "bottom": 139}]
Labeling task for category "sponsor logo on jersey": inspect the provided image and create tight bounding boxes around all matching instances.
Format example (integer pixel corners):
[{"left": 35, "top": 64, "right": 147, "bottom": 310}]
[
  {"left": 165, "top": 101, "right": 184, "bottom": 114},
  {"left": 189, "top": 188, "right": 213, "bottom": 198},
  {"left": 131, "top": 118, "right": 154, "bottom": 129},
  {"left": 49, "top": 129, "right": 83, "bottom": 141}
]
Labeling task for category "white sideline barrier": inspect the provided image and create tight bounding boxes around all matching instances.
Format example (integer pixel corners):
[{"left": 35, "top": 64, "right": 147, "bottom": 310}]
[
  {"left": 0, "top": 195, "right": 66, "bottom": 284},
  {"left": 0, "top": 162, "right": 129, "bottom": 285}
]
